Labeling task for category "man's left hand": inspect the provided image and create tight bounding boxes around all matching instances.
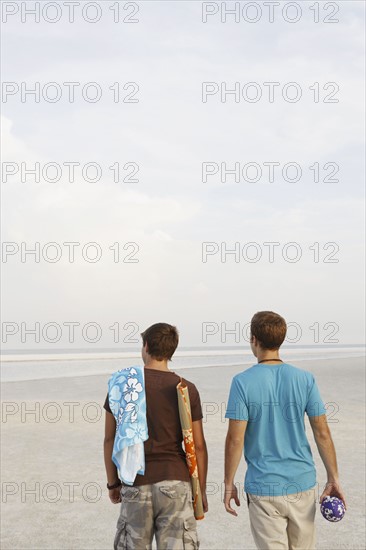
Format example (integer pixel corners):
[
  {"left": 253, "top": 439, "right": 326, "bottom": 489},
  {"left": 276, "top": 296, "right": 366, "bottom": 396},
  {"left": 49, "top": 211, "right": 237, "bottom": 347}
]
[{"left": 109, "top": 487, "right": 121, "bottom": 504}]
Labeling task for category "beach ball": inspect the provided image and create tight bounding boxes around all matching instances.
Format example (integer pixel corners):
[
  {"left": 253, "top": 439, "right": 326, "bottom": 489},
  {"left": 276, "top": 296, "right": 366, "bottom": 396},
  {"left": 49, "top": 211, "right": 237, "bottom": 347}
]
[{"left": 320, "top": 496, "right": 345, "bottom": 522}]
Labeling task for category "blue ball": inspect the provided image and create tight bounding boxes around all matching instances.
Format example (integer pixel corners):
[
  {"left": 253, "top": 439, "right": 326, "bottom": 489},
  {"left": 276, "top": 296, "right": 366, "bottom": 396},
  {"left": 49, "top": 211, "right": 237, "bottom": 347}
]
[{"left": 320, "top": 496, "right": 345, "bottom": 522}]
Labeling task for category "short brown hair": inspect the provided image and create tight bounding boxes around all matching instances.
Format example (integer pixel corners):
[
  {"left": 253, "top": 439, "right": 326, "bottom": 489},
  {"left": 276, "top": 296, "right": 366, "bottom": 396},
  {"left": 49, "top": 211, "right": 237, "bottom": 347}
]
[
  {"left": 141, "top": 323, "right": 179, "bottom": 361},
  {"left": 250, "top": 311, "right": 287, "bottom": 350}
]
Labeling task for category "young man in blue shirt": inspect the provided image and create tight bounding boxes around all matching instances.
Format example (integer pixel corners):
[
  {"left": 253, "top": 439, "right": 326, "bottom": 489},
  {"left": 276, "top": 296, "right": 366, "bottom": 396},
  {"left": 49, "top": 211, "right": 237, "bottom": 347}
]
[{"left": 224, "top": 311, "right": 346, "bottom": 550}]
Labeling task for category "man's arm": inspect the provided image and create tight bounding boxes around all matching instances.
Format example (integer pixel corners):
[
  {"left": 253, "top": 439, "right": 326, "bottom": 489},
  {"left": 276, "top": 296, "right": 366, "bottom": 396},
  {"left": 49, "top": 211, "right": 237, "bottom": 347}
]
[
  {"left": 224, "top": 419, "right": 247, "bottom": 516},
  {"left": 103, "top": 410, "right": 121, "bottom": 504},
  {"left": 192, "top": 419, "right": 209, "bottom": 512},
  {"left": 309, "top": 414, "right": 346, "bottom": 508}
]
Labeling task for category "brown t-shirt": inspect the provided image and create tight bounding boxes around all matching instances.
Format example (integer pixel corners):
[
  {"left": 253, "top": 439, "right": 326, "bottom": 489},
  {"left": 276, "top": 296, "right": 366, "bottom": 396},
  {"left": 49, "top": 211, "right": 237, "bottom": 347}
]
[{"left": 103, "top": 368, "right": 203, "bottom": 486}]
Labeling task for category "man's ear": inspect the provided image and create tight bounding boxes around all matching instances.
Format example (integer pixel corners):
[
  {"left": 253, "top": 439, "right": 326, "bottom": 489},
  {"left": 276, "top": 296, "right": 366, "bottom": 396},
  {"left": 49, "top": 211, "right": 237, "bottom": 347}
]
[{"left": 252, "top": 335, "right": 261, "bottom": 348}]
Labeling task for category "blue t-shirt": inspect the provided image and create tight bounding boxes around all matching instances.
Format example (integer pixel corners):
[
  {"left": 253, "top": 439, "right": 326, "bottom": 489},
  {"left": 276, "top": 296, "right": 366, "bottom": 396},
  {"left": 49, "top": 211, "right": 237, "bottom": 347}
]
[{"left": 225, "top": 363, "right": 326, "bottom": 496}]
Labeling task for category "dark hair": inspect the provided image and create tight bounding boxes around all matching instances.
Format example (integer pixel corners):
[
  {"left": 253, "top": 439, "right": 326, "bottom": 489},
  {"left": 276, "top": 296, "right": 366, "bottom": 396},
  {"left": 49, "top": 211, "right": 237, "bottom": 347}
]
[
  {"left": 141, "top": 323, "right": 179, "bottom": 361},
  {"left": 250, "top": 311, "right": 287, "bottom": 350}
]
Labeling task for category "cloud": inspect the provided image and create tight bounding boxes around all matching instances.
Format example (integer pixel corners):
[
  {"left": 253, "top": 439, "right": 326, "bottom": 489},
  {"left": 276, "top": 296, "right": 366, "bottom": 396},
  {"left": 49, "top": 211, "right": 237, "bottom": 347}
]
[{"left": 1, "top": 3, "right": 364, "bottom": 347}]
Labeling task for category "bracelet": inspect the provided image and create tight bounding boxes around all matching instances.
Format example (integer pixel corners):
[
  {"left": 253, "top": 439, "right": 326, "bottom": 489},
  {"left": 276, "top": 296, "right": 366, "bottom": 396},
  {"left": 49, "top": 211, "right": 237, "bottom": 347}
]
[{"left": 107, "top": 479, "right": 122, "bottom": 490}]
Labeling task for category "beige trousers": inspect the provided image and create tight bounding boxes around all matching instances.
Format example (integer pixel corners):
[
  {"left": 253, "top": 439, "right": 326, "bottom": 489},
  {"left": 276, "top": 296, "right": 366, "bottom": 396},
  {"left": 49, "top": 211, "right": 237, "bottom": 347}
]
[{"left": 247, "top": 487, "right": 317, "bottom": 550}]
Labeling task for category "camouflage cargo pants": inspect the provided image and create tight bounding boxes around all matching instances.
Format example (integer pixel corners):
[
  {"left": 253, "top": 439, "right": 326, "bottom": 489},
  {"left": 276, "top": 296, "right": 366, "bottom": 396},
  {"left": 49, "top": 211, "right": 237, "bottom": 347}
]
[{"left": 114, "top": 480, "right": 200, "bottom": 550}]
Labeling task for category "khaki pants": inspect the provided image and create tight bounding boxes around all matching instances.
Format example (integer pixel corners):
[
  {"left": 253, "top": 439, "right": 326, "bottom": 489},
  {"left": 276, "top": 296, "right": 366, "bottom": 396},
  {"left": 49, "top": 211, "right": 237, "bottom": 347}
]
[
  {"left": 247, "top": 487, "right": 317, "bottom": 550},
  {"left": 114, "top": 480, "right": 199, "bottom": 550}
]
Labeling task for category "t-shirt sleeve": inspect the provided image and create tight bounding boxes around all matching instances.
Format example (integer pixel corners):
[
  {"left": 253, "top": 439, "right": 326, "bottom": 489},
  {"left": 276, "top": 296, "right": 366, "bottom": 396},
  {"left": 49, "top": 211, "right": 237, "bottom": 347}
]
[
  {"left": 305, "top": 375, "right": 326, "bottom": 417},
  {"left": 104, "top": 392, "right": 112, "bottom": 414},
  {"left": 189, "top": 384, "right": 203, "bottom": 422},
  {"left": 225, "top": 376, "right": 249, "bottom": 421}
]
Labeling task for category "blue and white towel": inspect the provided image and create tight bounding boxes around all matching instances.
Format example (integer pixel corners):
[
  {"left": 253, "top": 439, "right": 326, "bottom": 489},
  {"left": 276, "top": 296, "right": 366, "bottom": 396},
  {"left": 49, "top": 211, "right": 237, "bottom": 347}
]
[{"left": 107, "top": 366, "right": 148, "bottom": 485}]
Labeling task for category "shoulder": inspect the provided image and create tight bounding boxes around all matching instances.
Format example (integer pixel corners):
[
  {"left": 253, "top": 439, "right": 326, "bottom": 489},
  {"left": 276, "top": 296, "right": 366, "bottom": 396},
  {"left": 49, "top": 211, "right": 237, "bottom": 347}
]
[
  {"left": 109, "top": 365, "right": 143, "bottom": 384},
  {"left": 232, "top": 364, "right": 259, "bottom": 383},
  {"left": 282, "top": 363, "right": 316, "bottom": 385},
  {"left": 185, "top": 379, "right": 200, "bottom": 394},
  {"left": 230, "top": 367, "right": 256, "bottom": 393},
  {"left": 179, "top": 376, "right": 201, "bottom": 398},
  {"left": 284, "top": 363, "right": 314, "bottom": 378}
]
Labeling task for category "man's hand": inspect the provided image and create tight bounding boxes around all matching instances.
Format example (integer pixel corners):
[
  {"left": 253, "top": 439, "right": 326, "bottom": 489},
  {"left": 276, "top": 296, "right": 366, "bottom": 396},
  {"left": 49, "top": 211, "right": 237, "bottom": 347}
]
[
  {"left": 109, "top": 487, "right": 121, "bottom": 504},
  {"left": 320, "top": 481, "right": 347, "bottom": 509},
  {"left": 201, "top": 489, "right": 209, "bottom": 513},
  {"left": 224, "top": 483, "right": 240, "bottom": 516},
  {"left": 224, "top": 419, "right": 247, "bottom": 517}
]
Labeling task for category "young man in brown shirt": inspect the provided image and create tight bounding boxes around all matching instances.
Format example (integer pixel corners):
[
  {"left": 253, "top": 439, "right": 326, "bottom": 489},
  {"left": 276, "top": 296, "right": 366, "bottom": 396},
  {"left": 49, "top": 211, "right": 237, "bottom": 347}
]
[{"left": 103, "top": 323, "right": 208, "bottom": 549}]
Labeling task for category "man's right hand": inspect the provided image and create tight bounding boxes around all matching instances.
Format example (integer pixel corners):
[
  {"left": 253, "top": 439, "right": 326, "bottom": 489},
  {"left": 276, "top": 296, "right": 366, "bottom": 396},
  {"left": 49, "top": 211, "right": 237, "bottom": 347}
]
[
  {"left": 319, "top": 481, "right": 347, "bottom": 509},
  {"left": 224, "top": 483, "right": 240, "bottom": 516}
]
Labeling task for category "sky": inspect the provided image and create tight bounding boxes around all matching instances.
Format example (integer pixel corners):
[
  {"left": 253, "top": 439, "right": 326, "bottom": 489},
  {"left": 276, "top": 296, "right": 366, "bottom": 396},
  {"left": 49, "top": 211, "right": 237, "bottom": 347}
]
[{"left": 1, "top": 0, "right": 365, "bottom": 350}]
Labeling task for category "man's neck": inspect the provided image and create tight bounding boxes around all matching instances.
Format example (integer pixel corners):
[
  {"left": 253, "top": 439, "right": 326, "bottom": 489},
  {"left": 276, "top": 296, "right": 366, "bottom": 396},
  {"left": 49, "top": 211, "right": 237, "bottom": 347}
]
[
  {"left": 144, "top": 359, "right": 170, "bottom": 372},
  {"left": 256, "top": 348, "right": 281, "bottom": 364}
]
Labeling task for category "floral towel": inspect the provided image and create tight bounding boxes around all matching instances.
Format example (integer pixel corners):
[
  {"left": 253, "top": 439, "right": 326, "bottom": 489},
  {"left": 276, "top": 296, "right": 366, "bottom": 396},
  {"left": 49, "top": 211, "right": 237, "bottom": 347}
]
[{"left": 107, "top": 366, "right": 148, "bottom": 485}]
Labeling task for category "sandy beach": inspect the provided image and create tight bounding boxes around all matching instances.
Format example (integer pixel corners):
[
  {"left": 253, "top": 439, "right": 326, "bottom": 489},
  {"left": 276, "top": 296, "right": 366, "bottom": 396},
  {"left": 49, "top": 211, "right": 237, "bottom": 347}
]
[{"left": 1, "top": 356, "right": 365, "bottom": 549}]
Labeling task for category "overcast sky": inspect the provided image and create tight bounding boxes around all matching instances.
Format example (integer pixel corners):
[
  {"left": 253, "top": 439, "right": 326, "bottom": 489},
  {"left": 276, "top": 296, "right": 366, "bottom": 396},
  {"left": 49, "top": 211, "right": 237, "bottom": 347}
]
[{"left": 1, "top": 1, "right": 365, "bottom": 349}]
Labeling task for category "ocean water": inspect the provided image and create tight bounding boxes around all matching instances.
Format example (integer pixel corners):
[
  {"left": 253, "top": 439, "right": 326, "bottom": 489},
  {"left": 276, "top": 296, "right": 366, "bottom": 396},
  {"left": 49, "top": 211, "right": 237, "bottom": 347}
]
[{"left": 1, "top": 345, "right": 365, "bottom": 382}]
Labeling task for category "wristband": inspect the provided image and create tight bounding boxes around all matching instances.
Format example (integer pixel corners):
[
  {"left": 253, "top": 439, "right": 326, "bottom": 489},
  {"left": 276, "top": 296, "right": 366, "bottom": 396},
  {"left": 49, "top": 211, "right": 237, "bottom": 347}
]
[{"left": 107, "top": 479, "right": 122, "bottom": 490}]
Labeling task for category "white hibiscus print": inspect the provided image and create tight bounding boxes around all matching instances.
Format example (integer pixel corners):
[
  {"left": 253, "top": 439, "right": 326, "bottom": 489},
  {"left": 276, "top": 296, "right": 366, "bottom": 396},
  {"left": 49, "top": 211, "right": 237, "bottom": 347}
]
[
  {"left": 117, "top": 403, "right": 138, "bottom": 426},
  {"left": 123, "top": 378, "right": 143, "bottom": 403}
]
